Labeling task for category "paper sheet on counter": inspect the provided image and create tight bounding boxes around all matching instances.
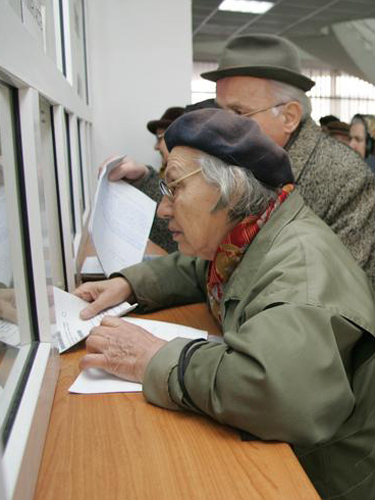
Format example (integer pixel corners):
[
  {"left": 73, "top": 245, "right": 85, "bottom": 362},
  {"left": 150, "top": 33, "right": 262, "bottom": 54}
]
[{"left": 69, "top": 317, "right": 208, "bottom": 394}]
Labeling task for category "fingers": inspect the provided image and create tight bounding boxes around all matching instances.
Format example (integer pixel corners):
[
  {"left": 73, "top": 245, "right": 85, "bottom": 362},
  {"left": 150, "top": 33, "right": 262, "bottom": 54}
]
[
  {"left": 80, "top": 353, "right": 107, "bottom": 371},
  {"left": 107, "top": 164, "right": 128, "bottom": 181},
  {"left": 107, "top": 158, "right": 148, "bottom": 182},
  {"left": 97, "top": 154, "right": 121, "bottom": 179},
  {"left": 74, "top": 280, "right": 129, "bottom": 320},
  {"left": 86, "top": 331, "right": 108, "bottom": 353},
  {"left": 100, "top": 316, "right": 122, "bottom": 327},
  {"left": 73, "top": 282, "right": 99, "bottom": 302},
  {"left": 80, "top": 298, "right": 108, "bottom": 320}
]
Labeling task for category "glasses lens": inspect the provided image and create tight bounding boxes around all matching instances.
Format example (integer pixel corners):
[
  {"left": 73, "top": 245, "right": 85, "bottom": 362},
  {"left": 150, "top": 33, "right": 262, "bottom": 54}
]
[{"left": 159, "top": 179, "right": 172, "bottom": 199}]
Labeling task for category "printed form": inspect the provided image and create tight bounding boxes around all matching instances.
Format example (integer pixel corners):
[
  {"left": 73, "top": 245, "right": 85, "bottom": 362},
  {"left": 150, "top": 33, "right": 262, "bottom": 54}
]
[
  {"left": 53, "top": 286, "right": 137, "bottom": 353},
  {"left": 90, "top": 157, "right": 157, "bottom": 276}
]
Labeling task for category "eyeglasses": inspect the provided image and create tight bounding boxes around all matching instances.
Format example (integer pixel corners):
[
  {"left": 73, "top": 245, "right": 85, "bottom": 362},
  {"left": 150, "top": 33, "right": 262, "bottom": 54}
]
[
  {"left": 241, "top": 102, "right": 288, "bottom": 118},
  {"left": 155, "top": 132, "right": 165, "bottom": 143},
  {"left": 159, "top": 168, "right": 202, "bottom": 200}
]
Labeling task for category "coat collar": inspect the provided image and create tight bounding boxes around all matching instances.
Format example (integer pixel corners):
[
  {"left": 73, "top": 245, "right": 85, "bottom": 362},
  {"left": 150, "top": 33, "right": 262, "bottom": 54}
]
[
  {"left": 286, "top": 117, "right": 324, "bottom": 182},
  {"left": 223, "top": 190, "right": 305, "bottom": 301}
]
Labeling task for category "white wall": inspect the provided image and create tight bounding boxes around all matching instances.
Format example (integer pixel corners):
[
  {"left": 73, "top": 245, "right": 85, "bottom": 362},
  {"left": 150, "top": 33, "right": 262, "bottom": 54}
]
[{"left": 87, "top": 0, "right": 193, "bottom": 175}]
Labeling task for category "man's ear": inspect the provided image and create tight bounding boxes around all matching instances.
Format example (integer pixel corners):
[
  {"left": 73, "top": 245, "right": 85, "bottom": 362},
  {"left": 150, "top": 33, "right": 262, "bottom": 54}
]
[{"left": 280, "top": 101, "right": 303, "bottom": 134}]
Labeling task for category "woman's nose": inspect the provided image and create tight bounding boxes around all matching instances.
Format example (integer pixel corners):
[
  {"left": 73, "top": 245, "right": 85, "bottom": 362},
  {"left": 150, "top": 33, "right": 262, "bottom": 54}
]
[{"left": 157, "top": 195, "right": 174, "bottom": 219}]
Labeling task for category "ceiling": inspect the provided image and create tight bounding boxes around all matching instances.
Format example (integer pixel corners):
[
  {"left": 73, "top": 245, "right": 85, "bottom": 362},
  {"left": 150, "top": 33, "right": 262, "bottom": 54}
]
[{"left": 192, "top": 0, "right": 375, "bottom": 83}]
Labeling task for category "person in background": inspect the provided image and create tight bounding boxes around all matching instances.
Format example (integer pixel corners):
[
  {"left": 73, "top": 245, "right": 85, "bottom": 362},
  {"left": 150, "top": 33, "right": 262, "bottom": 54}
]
[
  {"left": 319, "top": 114, "right": 339, "bottom": 132},
  {"left": 325, "top": 120, "right": 351, "bottom": 145},
  {"left": 146, "top": 106, "right": 185, "bottom": 178},
  {"left": 349, "top": 113, "right": 375, "bottom": 173},
  {"left": 75, "top": 109, "right": 375, "bottom": 500},
  {"left": 134, "top": 34, "right": 375, "bottom": 289}
]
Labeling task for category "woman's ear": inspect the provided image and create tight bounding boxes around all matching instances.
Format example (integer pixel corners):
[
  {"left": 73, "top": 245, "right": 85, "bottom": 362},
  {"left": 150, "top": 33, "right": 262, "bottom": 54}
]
[{"left": 280, "top": 101, "right": 303, "bottom": 134}]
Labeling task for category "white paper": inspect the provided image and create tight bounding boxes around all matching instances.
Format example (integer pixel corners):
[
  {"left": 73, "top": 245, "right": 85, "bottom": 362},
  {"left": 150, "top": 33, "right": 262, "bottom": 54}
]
[
  {"left": 69, "top": 317, "right": 208, "bottom": 394},
  {"left": 0, "top": 319, "right": 20, "bottom": 347},
  {"left": 90, "top": 156, "right": 157, "bottom": 276},
  {"left": 81, "top": 256, "right": 104, "bottom": 275},
  {"left": 53, "top": 286, "right": 138, "bottom": 353}
]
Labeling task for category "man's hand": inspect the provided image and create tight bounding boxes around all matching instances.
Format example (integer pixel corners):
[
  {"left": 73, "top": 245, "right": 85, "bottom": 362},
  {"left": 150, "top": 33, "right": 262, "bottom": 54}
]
[
  {"left": 0, "top": 288, "right": 17, "bottom": 324},
  {"left": 98, "top": 155, "right": 148, "bottom": 182},
  {"left": 74, "top": 277, "right": 133, "bottom": 320},
  {"left": 80, "top": 316, "right": 166, "bottom": 382}
]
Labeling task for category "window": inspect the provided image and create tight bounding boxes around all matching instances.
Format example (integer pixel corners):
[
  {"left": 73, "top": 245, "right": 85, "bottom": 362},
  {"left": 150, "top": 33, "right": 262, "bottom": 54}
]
[
  {"left": 38, "top": 98, "right": 66, "bottom": 289},
  {"left": 0, "top": 81, "right": 58, "bottom": 500},
  {"left": 0, "top": 2, "right": 91, "bottom": 497},
  {"left": 0, "top": 82, "right": 36, "bottom": 440}
]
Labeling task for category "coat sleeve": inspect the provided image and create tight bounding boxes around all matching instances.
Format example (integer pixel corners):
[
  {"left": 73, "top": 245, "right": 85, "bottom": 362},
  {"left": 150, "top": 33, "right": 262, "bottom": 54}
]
[
  {"left": 119, "top": 252, "right": 208, "bottom": 312},
  {"left": 143, "top": 302, "right": 358, "bottom": 447}
]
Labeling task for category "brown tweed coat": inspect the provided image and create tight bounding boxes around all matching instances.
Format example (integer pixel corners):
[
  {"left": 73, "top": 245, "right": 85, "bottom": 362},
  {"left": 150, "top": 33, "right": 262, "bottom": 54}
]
[{"left": 288, "top": 118, "right": 375, "bottom": 289}]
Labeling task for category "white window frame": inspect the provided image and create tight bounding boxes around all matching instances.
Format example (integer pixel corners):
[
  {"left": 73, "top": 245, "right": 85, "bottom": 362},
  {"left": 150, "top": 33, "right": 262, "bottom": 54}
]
[
  {"left": 0, "top": 81, "right": 59, "bottom": 500},
  {"left": 0, "top": 2, "right": 93, "bottom": 499},
  {"left": 78, "top": 118, "right": 91, "bottom": 227}
]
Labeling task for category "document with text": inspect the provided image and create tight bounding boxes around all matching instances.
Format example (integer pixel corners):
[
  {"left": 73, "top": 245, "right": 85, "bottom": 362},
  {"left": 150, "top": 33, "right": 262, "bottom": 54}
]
[
  {"left": 53, "top": 286, "right": 137, "bottom": 353},
  {"left": 90, "top": 156, "right": 157, "bottom": 276},
  {"left": 69, "top": 317, "right": 208, "bottom": 394}
]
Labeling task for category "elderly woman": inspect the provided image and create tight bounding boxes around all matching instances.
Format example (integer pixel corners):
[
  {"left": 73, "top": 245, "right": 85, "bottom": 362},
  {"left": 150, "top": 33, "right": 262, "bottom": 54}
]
[
  {"left": 75, "top": 109, "right": 375, "bottom": 500},
  {"left": 349, "top": 113, "right": 375, "bottom": 173}
]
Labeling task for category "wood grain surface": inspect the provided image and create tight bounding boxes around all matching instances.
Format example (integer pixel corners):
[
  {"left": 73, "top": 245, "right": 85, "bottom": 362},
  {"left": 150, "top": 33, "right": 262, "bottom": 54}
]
[{"left": 34, "top": 303, "right": 321, "bottom": 500}]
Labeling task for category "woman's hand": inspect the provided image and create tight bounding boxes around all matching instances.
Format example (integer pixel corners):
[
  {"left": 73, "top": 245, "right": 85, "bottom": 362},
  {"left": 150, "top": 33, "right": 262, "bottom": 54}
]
[
  {"left": 80, "top": 316, "right": 166, "bottom": 382},
  {"left": 74, "top": 277, "right": 133, "bottom": 320}
]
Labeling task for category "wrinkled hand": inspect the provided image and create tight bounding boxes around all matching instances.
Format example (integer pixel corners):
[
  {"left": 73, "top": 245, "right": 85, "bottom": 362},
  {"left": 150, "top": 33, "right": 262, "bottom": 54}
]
[
  {"left": 80, "top": 316, "right": 166, "bottom": 382},
  {"left": 0, "top": 288, "right": 17, "bottom": 323},
  {"left": 98, "top": 155, "right": 148, "bottom": 182},
  {"left": 74, "top": 277, "right": 133, "bottom": 320}
]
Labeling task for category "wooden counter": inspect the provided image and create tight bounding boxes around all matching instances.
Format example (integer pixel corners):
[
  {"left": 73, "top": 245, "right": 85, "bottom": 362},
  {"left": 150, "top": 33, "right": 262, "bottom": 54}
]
[{"left": 34, "top": 302, "right": 321, "bottom": 500}]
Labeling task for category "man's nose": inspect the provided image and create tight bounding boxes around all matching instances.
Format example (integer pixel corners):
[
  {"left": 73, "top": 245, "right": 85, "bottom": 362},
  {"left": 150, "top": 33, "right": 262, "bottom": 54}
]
[{"left": 157, "top": 195, "right": 173, "bottom": 219}]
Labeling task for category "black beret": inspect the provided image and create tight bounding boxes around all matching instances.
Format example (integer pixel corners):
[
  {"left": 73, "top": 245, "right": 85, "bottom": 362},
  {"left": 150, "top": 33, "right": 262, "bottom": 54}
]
[{"left": 164, "top": 108, "right": 294, "bottom": 188}]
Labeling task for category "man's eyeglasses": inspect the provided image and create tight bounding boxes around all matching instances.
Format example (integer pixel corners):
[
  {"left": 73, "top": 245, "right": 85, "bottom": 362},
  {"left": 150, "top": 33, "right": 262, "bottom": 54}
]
[
  {"left": 159, "top": 168, "right": 202, "bottom": 200},
  {"left": 241, "top": 102, "right": 288, "bottom": 118},
  {"left": 155, "top": 132, "right": 165, "bottom": 143}
]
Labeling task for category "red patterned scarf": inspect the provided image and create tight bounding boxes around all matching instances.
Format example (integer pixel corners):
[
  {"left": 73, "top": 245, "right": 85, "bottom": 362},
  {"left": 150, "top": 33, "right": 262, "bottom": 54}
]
[{"left": 207, "top": 184, "right": 294, "bottom": 324}]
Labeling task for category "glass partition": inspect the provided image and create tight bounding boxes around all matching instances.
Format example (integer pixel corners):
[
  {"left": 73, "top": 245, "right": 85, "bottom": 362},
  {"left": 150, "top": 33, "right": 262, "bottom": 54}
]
[
  {"left": 0, "top": 81, "right": 36, "bottom": 442},
  {"left": 38, "top": 98, "right": 65, "bottom": 289}
]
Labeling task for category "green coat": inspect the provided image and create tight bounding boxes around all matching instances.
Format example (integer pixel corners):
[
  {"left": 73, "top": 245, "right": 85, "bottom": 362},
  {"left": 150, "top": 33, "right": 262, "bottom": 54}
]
[{"left": 121, "top": 191, "right": 375, "bottom": 500}]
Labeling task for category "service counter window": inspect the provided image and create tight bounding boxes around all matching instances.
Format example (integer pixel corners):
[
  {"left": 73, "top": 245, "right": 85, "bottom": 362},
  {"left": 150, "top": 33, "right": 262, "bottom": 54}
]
[
  {"left": 38, "top": 98, "right": 65, "bottom": 289},
  {"left": 60, "top": 0, "right": 89, "bottom": 103},
  {"left": 64, "top": 111, "right": 77, "bottom": 240},
  {"left": 77, "top": 118, "right": 91, "bottom": 221},
  {"left": 0, "top": 82, "right": 36, "bottom": 431},
  {"left": 0, "top": 82, "right": 58, "bottom": 500}
]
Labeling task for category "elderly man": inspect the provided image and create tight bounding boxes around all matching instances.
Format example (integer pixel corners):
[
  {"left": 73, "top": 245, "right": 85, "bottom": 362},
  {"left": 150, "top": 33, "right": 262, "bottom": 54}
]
[
  {"left": 75, "top": 109, "right": 375, "bottom": 500},
  {"left": 119, "top": 34, "right": 375, "bottom": 290}
]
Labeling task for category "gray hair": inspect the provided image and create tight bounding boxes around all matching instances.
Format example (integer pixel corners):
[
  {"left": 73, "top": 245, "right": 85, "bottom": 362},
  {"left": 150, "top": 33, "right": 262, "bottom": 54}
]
[
  {"left": 198, "top": 153, "right": 278, "bottom": 222},
  {"left": 268, "top": 79, "right": 312, "bottom": 121}
]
